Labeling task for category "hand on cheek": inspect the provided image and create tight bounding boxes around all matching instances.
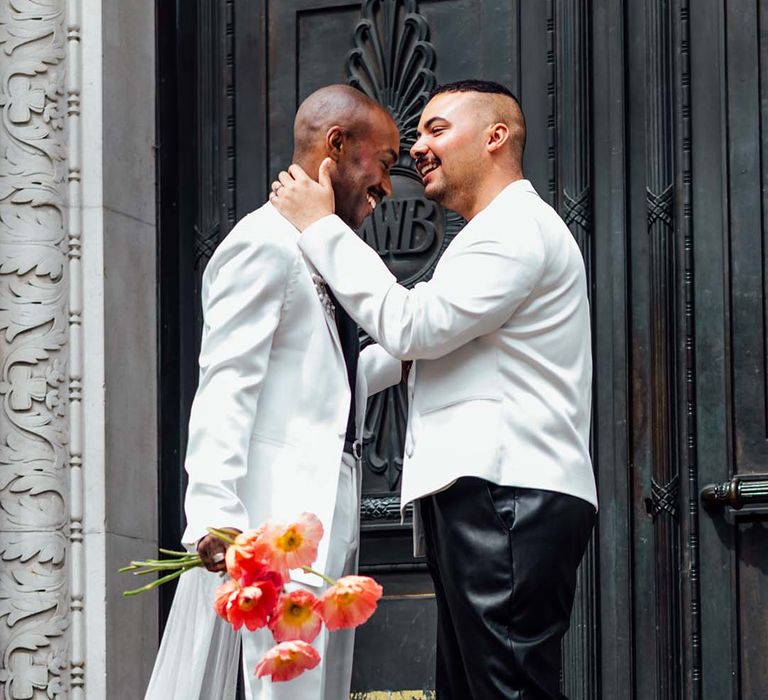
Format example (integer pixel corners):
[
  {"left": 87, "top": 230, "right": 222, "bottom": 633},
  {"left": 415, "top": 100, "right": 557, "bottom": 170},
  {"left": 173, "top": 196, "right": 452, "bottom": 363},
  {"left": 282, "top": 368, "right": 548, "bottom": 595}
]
[{"left": 270, "top": 158, "right": 336, "bottom": 232}]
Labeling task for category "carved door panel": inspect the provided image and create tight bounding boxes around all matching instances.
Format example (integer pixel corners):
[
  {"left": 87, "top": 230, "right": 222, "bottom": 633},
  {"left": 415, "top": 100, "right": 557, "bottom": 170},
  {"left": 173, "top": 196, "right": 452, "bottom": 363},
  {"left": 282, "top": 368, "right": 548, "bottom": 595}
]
[{"left": 689, "top": 3, "right": 768, "bottom": 698}]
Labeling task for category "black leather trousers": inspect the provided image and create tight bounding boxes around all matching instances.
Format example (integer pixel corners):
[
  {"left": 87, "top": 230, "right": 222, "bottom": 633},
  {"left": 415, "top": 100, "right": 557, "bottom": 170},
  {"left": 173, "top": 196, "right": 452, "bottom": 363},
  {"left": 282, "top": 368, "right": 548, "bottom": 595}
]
[{"left": 420, "top": 477, "right": 595, "bottom": 700}]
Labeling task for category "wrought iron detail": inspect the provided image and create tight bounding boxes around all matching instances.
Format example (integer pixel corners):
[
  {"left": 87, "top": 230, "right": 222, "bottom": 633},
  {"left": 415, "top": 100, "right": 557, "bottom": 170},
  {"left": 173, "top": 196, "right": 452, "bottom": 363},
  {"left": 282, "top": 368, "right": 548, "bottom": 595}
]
[
  {"left": 648, "top": 474, "right": 680, "bottom": 519},
  {"left": 647, "top": 184, "right": 674, "bottom": 228},
  {"left": 360, "top": 495, "right": 403, "bottom": 521},
  {"left": 194, "top": 223, "right": 221, "bottom": 268},
  {"left": 346, "top": 0, "right": 436, "bottom": 150},
  {"left": 563, "top": 187, "right": 591, "bottom": 230}
]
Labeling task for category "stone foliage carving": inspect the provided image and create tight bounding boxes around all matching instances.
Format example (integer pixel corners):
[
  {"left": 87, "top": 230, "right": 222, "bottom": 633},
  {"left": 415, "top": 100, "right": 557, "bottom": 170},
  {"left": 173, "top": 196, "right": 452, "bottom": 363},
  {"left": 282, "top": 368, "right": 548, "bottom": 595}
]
[{"left": 0, "top": 0, "right": 70, "bottom": 697}]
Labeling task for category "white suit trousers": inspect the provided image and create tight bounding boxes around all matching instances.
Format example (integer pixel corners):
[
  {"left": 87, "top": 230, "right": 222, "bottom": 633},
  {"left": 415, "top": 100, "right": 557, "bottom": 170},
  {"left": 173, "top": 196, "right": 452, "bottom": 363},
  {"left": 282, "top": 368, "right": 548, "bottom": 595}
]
[{"left": 242, "top": 451, "right": 360, "bottom": 700}]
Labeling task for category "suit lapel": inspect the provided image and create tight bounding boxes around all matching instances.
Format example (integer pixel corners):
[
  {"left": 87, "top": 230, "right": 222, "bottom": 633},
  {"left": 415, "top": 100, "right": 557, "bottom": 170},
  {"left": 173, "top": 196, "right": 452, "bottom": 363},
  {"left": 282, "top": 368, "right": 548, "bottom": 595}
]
[{"left": 301, "top": 253, "right": 345, "bottom": 361}]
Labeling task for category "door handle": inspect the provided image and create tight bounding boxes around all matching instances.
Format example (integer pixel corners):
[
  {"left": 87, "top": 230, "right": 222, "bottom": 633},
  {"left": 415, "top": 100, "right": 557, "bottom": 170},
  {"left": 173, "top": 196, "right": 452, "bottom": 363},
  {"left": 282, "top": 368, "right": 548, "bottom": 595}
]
[{"left": 700, "top": 476, "right": 768, "bottom": 510}]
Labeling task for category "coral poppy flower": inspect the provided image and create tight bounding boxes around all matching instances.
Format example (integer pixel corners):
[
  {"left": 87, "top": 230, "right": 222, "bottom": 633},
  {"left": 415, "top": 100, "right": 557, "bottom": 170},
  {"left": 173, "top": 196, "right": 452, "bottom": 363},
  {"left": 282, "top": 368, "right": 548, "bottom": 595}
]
[
  {"left": 317, "top": 575, "right": 383, "bottom": 630},
  {"left": 255, "top": 640, "right": 321, "bottom": 682},
  {"left": 214, "top": 575, "right": 280, "bottom": 631},
  {"left": 268, "top": 589, "right": 323, "bottom": 643},
  {"left": 225, "top": 528, "right": 270, "bottom": 581},
  {"left": 213, "top": 579, "right": 239, "bottom": 620},
  {"left": 259, "top": 513, "right": 324, "bottom": 573}
]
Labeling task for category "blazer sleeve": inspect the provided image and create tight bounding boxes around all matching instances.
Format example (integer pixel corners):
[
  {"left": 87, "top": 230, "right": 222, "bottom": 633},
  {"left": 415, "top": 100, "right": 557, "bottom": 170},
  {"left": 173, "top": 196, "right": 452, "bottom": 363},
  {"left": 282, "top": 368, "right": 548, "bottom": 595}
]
[
  {"left": 298, "top": 214, "right": 546, "bottom": 360},
  {"left": 359, "top": 343, "right": 403, "bottom": 397},
  {"left": 182, "top": 233, "right": 297, "bottom": 547}
]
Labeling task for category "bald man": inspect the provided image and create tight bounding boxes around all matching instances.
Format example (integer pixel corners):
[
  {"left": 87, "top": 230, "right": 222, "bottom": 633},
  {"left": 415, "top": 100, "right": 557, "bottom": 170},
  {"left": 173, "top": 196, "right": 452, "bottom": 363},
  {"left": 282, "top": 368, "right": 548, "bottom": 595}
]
[
  {"left": 145, "top": 85, "right": 402, "bottom": 700},
  {"left": 272, "top": 80, "right": 598, "bottom": 699}
]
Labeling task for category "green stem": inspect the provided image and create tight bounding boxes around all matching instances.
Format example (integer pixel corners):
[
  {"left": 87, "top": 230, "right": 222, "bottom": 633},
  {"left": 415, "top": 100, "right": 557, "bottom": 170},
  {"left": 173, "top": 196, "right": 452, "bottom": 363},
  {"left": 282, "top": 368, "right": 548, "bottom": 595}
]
[
  {"left": 300, "top": 566, "right": 337, "bottom": 587},
  {"left": 122, "top": 564, "right": 196, "bottom": 597},
  {"left": 130, "top": 559, "right": 202, "bottom": 574},
  {"left": 206, "top": 527, "right": 238, "bottom": 546},
  {"left": 159, "top": 548, "right": 196, "bottom": 557}
]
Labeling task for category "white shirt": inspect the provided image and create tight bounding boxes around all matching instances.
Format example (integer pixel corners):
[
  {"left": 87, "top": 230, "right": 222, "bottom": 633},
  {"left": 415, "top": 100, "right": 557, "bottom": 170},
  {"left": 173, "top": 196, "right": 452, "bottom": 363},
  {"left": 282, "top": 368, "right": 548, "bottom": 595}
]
[{"left": 299, "top": 180, "right": 598, "bottom": 521}]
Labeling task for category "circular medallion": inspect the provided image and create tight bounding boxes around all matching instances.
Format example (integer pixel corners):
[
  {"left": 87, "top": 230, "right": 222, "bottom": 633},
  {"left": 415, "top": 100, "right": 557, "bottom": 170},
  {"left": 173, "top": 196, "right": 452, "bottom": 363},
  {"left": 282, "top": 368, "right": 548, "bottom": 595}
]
[{"left": 357, "top": 168, "right": 445, "bottom": 288}]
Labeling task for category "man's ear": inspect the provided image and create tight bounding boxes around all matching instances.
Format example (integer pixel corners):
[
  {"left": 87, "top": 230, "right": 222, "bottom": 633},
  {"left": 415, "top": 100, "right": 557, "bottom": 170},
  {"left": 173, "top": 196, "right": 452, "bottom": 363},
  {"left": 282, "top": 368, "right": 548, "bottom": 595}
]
[
  {"left": 486, "top": 123, "right": 510, "bottom": 154},
  {"left": 325, "top": 126, "right": 345, "bottom": 161}
]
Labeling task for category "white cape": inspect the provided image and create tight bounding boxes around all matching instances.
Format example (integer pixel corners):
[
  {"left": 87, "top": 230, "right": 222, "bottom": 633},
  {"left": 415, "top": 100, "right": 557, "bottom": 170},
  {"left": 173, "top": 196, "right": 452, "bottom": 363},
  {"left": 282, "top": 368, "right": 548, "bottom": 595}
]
[{"left": 145, "top": 567, "right": 240, "bottom": 699}]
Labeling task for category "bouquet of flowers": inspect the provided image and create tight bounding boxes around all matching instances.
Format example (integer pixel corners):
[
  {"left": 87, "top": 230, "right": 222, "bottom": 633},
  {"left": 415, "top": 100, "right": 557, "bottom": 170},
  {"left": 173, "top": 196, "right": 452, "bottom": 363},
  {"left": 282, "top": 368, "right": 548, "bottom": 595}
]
[{"left": 119, "top": 513, "right": 382, "bottom": 682}]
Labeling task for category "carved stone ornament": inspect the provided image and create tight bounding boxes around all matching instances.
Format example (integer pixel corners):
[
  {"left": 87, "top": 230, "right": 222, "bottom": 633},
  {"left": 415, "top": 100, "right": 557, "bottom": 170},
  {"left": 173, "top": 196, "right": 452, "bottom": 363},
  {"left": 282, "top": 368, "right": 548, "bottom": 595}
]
[
  {"left": 0, "top": 0, "right": 72, "bottom": 697},
  {"left": 346, "top": 1, "right": 465, "bottom": 517}
]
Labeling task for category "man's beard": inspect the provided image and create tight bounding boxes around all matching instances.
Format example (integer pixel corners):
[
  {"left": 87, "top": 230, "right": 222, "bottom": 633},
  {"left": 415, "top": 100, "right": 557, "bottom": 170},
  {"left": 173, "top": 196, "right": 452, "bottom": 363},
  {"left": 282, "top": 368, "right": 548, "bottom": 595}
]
[
  {"left": 424, "top": 177, "right": 450, "bottom": 207},
  {"left": 335, "top": 197, "right": 365, "bottom": 229},
  {"left": 331, "top": 166, "right": 366, "bottom": 229}
]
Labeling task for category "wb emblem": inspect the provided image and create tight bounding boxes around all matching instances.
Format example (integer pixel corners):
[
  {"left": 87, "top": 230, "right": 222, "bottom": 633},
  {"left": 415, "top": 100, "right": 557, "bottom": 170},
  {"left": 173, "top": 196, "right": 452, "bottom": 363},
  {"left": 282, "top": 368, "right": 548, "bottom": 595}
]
[{"left": 357, "top": 173, "right": 446, "bottom": 287}]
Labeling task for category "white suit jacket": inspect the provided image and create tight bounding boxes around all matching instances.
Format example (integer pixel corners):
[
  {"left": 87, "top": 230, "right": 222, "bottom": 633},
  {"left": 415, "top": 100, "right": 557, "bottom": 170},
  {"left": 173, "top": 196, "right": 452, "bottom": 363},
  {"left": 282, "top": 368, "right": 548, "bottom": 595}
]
[
  {"left": 298, "top": 180, "right": 598, "bottom": 554},
  {"left": 181, "top": 202, "right": 402, "bottom": 582}
]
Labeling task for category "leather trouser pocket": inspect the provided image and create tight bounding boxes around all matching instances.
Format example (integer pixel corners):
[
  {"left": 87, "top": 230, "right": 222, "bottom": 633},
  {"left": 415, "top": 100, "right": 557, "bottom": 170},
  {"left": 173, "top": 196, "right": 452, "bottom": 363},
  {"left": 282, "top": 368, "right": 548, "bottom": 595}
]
[{"left": 485, "top": 481, "right": 517, "bottom": 532}]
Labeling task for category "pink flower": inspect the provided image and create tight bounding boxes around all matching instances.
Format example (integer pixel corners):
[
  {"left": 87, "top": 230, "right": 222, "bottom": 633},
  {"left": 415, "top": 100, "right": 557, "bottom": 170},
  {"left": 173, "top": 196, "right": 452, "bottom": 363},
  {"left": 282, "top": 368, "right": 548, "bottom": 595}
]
[
  {"left": 213, "top": 579, "right": 238, "bottom": 619},
  {"left": 255, "top": 640, "right": 321, "bottom": 682},
  {"left": 213, "top": 575, "right": 280, "bottom": 631},
  {"left": 317, "top": 575, "right": 383, "bottom": 630},
  {"left": 269, "top": 589, "right": 323, "bottom": 643},
  {"left": 225, "top": 528, "right": 272, "bottom": 582},
  {"left": 258, "top": 513, "right": 324, "bottom": 574}
]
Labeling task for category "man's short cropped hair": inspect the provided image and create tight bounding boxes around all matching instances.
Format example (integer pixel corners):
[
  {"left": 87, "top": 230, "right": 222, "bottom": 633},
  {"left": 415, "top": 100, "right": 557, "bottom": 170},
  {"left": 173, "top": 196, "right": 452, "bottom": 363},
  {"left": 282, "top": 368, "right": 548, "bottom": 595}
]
[
  {"left": 430, "top": 79, "right": 526, "bottom": 158},
  {"left": 430, "top": 79, "right": 519, "bottom": 104}
]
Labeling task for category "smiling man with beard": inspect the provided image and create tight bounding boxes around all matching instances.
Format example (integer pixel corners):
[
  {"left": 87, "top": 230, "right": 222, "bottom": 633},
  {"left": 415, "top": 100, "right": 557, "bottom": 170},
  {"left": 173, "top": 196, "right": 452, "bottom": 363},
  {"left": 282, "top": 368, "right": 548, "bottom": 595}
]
[
  {"left": 145, "top": 85, "right": 402, "bottom": 700},
  {"left": 271, "top": 80, "right": 598, "bottom": 700}
]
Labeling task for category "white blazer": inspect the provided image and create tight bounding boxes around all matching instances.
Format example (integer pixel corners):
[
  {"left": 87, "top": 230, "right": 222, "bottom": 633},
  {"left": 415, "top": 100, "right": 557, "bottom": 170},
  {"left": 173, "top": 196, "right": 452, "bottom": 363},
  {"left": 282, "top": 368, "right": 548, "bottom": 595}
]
[
  {"left": 181, "top": 202, "right": 401, "bottom": 583},
  {"left": 298, "top": 180, "right": 598, "bottom": 554}
]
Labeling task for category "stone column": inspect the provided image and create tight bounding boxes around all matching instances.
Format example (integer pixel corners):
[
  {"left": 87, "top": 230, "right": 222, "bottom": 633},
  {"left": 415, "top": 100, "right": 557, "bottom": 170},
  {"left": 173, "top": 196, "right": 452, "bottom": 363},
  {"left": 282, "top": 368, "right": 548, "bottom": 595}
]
[{"left": 0, "top": 1, "right": 73, "bottom": 698}]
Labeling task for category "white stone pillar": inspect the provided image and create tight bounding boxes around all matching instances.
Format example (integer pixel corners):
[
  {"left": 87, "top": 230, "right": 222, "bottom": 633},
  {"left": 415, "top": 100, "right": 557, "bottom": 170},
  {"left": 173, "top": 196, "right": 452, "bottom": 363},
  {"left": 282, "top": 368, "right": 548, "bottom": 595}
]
[
  {"left": 0, "top": 1, "right": 72, "bottom": 698},
  {"left": 1, "top": 1, "right": 158, "bottom": 697}
]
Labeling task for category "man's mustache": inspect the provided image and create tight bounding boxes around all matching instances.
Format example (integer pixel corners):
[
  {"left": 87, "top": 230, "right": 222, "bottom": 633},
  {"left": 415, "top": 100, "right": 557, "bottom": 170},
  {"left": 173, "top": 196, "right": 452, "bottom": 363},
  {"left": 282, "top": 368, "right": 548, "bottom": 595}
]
[{"left": 415, "top": 157, "right": 441, "bottom": 176}]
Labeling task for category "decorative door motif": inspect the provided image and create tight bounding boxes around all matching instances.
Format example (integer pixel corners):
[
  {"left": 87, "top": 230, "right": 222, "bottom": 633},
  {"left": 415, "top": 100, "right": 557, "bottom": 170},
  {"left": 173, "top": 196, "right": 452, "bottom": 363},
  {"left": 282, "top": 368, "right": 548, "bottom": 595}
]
[{"left": 345, "top": 0, "right": 464, "bottom": 522}]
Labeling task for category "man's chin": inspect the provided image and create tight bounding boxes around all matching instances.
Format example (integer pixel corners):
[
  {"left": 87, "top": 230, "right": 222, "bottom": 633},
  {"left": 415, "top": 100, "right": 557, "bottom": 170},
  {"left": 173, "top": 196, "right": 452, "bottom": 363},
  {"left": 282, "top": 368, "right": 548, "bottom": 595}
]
[
  {"left": 348, "top": 207, "right": 372, "bottom": 230},
  {"left": 423, "top": 182, "right": 446, "bottom": 204}
]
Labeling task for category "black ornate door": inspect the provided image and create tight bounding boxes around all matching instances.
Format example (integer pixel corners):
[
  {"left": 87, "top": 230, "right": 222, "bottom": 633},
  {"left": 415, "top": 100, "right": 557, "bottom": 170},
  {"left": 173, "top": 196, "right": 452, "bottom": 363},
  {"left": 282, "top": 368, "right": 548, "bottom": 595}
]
[{"left": 157, "top": 1, "right": 768, "bottom": 698}]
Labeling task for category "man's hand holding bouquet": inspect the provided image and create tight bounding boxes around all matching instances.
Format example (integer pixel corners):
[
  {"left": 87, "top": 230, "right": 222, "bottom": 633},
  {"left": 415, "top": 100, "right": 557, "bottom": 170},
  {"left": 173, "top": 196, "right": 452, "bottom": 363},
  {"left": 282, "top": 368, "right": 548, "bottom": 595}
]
[{"left": 120, "top": 513, "right": 382, "bottom": 683}]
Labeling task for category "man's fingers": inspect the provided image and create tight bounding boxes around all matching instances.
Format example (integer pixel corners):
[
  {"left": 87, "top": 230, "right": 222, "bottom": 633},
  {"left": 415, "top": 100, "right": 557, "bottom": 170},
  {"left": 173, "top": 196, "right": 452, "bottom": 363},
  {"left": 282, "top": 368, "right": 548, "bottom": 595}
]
[
  {"left": 318, "top": 157, "right": 333, "bottom": 189},
  {"left": 287, "top": 163, "right": 309, "bottom": 181},
  {"left": 197, "top": 534, "right": 227, "bottom": 572},
  {"left": 277, "top": 170, "right": 294, "bottom": 187}
]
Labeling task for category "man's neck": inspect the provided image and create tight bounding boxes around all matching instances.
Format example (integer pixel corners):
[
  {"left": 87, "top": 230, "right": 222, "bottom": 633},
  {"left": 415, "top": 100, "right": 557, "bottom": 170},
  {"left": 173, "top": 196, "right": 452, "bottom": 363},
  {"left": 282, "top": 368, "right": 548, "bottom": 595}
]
[
  {"left": 463, "top": 172, "right": 524, "bottom": 221},
  {"left": 291, "top": 153, "right": 321, "bottom": 182}
]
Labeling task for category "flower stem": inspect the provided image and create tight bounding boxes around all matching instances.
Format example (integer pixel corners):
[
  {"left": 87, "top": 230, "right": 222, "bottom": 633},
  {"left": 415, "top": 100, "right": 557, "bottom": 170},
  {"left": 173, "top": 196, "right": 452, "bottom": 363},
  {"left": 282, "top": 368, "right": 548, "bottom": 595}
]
[
  {"left": 122, "top": 566, "right": 192, "bottom": 597},
  {"left": 158, "top": 547, "right": 195, "bottom": 557},
  {"left": 206, "top": 527, "right": 238, "bottom": 545},
  {"left": 300, "top": 566, "right": 337, "bottom": 587}
]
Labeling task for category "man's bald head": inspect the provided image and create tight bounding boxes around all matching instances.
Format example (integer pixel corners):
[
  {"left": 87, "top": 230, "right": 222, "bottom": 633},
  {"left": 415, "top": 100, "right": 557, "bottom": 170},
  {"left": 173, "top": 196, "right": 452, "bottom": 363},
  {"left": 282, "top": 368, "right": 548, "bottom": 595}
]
[
  {"left": 430, "top": 80, "right": 526, "bottom": 166},
  {"left": 290, "top": 84, "right": 400, "bottom": 229},
  {"left": 293, "top": 84, "right": 391, "bottom": 161}
]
